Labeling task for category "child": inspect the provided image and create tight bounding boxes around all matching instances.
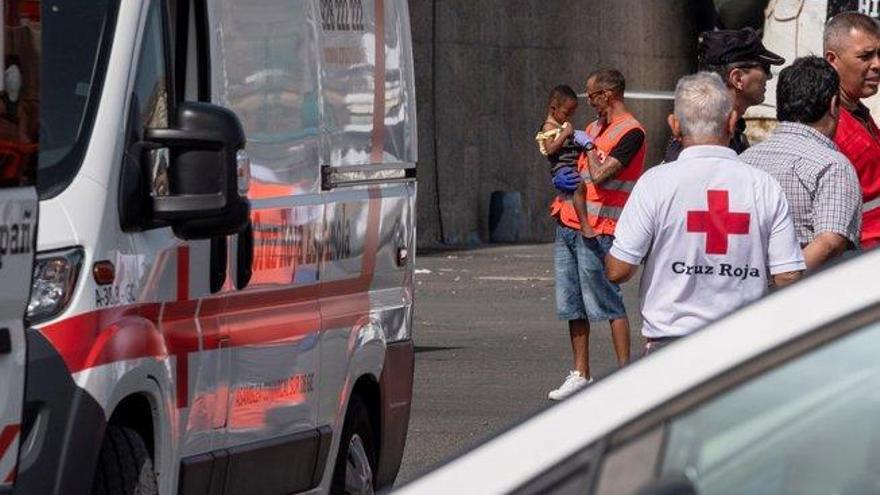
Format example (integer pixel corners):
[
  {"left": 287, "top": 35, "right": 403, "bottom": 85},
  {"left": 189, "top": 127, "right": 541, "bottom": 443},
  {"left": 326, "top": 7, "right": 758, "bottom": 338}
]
[{"left": 536, "top": 85, "right": 596, "bottom": 238}]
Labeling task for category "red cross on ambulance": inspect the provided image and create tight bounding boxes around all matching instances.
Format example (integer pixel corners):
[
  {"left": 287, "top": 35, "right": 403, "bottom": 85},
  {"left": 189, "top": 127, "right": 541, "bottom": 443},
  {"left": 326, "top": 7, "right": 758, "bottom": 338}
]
[{"left": 687, "top": 190, "right": 750, "bottom": 255}]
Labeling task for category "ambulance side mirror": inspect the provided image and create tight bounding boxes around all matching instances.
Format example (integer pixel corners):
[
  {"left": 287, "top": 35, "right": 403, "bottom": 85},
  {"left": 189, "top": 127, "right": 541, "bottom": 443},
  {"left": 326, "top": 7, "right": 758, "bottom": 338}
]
[{"left": 143, "top": 102, "right": 251, "bottom": 240}]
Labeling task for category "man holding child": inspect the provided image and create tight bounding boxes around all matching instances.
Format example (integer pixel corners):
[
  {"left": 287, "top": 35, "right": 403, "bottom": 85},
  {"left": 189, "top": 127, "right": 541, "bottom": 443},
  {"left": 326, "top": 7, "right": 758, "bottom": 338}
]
[{"left": 546, "top": 69, "right": 646, "bottom": 400}]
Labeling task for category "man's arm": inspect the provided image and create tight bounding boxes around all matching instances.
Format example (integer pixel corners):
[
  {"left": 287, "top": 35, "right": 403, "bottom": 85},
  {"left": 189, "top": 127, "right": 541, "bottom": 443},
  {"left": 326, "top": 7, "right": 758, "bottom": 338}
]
[
  {"left": 802, "top": 232, "right": 849, "bottom": 269},
  {"left": 772, "top": 270, "right": 802, "bottom": 288},
  {"left": 584, "top": 150, "right": 623, "bottom": 185},
  {"left": 766, "top": 180, "right": 807, "bottom": 283},
  {"left": 605, "top": 255, "right": 638, "bottom": 283},
  {"left": 585, "top": 128, "right": 645, "bottom": 185},
  {"left": 805, "top": 161, "right": 862, "bottom": 269}
]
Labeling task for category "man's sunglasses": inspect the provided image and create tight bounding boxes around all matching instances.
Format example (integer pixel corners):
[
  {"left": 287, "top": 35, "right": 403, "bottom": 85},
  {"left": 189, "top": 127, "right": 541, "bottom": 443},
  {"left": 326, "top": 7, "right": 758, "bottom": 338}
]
[
  {"left": 586, "top": 85, "right": 620, "bottom": 99},
  {"left": 733, "top": 62, "right": 772, "bottom": 75}
]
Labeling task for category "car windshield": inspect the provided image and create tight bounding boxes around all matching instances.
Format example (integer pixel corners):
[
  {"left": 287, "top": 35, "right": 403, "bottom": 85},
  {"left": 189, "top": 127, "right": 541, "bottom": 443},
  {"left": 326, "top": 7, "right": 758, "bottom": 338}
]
[
  {"left": 660, "top": 317, "right": 880, "bottom": 495},
  {"left": 38, "top": 0, "right": 119, "bottom": 198}
]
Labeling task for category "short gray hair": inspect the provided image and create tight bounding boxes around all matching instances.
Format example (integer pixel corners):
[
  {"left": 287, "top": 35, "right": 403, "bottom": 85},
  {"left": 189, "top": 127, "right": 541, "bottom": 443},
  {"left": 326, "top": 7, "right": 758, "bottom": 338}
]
[
  {"left": 674, "top": 72, "right": 733, "bottom": 140},
  {"left": 824, "top": 11, "right": 880, "bottom": 52}
]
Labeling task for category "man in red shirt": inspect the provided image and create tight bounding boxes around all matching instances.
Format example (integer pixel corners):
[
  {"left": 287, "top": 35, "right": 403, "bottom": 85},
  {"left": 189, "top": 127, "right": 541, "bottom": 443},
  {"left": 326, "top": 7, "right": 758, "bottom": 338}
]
[{"left": 825, "top": 11, "right": 880, "bottom": 249}]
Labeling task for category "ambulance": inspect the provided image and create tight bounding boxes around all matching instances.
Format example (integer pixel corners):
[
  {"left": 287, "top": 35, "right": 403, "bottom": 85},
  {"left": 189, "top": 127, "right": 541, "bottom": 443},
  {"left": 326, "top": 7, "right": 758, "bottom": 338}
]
[
  {"left": 7, "top": 0, "right": 418, "bottom": 494},
  {"left": 0, "top": 1, "right": 38, "bottom": 493}
]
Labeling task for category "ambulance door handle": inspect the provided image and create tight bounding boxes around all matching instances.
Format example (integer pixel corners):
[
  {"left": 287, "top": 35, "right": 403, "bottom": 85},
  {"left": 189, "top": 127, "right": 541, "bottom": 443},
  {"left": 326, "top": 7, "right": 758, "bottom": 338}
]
[
  {"left": 213, "top": 337, "right": 231, "bottom": 430},
  {"left": 209, "top": 237, "right": 227, "bottom": 293},
  {"left": 235, "top": 221, "right": 253, "bottom": 290},
  {"left": 0, "top": 328, "right": 10, "bottom": 354}
]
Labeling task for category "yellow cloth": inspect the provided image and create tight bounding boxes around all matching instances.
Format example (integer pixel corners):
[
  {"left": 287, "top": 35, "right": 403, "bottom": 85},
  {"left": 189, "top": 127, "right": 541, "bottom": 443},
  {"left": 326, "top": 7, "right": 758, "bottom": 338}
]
[{"left": 535, "top": 122, "right": 569, "bottom": 155}]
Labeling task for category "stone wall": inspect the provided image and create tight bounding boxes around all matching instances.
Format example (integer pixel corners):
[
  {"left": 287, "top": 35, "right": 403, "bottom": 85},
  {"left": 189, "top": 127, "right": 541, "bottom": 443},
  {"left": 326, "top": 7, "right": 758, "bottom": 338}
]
[{"left": 412, "top": 0, "right": 715, "bottom": 247}]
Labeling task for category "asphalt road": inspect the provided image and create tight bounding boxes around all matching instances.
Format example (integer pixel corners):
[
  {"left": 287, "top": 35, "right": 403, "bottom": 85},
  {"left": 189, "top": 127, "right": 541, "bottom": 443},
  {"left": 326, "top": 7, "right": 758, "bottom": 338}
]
[{"left": 395, "top": 243, "right": 644, "bottom": 486}]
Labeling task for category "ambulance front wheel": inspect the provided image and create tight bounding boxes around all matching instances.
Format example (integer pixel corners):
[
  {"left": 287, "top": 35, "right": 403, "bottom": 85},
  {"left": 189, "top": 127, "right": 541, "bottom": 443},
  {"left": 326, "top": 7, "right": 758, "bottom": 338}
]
[
  {"left": 331, "top": 395, "right": 377, "bottom": 495},
  {"left": 90, "top": 424, "right": 158, "bottom": 495}
]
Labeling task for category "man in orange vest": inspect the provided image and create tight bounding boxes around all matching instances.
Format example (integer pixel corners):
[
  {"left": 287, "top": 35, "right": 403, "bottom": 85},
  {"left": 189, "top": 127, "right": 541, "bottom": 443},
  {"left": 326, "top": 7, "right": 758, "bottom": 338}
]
[
  {"left": 547, "top": 69, "right": 646, "bottom": 400},
  {"left": 824, "top": 11, "right": 880, "bottom": 249}
]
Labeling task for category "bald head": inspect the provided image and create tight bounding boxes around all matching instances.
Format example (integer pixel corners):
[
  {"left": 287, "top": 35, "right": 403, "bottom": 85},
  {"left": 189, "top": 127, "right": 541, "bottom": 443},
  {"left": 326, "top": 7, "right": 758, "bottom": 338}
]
[{"left": 824, "top": 12, "right": 880, "bottom": 52}]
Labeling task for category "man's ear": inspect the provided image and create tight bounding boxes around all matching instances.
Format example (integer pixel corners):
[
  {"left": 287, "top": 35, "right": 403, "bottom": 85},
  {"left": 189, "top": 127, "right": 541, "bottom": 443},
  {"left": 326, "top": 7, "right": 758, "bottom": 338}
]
[
  {"left": 728, "top": 68, "right": 745, "bottom": 91},
  {"left": 825, "top": 50, "right": 838, "bottom": 67},
  {"left": 727, "top": 109, "right": 739, "bottom": 135},
  {"left": 667, "top": 113, "right": 681, "bottom": 139},
  {"left": 830, "top": 94, "right": 841, "bottom": 119}
]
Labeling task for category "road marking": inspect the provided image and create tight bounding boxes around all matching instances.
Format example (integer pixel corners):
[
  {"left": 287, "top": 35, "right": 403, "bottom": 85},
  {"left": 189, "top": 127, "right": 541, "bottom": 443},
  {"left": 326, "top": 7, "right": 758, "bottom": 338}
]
[{"left": 477, "top": 276, "right": 554, "bottom": 282}]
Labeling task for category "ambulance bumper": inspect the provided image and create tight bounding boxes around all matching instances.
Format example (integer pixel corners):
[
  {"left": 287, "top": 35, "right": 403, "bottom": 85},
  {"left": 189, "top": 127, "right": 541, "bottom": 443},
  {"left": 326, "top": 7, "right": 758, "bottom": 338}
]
[
  {"left": 376, "top": 338, "right": 414, "bottom": 488},
  {"left": 13, "top": 330, "right": 106, "bottom": 495}
]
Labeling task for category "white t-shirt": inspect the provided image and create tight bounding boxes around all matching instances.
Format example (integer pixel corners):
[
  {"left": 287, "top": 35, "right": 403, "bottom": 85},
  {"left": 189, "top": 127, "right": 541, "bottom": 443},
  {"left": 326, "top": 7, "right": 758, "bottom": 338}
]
[{"left": 610, "top": 145, "right": 806, "bottom": 338}]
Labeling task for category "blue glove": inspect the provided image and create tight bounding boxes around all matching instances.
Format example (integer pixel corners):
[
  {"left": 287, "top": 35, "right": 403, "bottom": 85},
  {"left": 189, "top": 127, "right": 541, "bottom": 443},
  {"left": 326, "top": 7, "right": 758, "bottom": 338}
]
[
  {"left": 572, "top": 130, "right": 593, "bottom": 148},
  {"left": 552, "top": 167, "right": 582, "bottom": 194}
]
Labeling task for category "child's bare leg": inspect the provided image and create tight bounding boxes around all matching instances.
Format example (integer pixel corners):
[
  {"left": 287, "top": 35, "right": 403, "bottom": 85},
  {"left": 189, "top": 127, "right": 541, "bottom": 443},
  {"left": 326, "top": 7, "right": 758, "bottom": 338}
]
[{"left": 573, "top": 182, "right": 596, "bottom": 238}]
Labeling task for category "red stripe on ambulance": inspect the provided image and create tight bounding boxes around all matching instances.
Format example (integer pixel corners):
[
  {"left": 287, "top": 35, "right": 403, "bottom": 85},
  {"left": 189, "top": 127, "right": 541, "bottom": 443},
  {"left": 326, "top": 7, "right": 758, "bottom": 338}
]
[
  {"left": 0, "top": 424, "right": 20, "bottom": 483},
  {"left": 38, "top": 186, "right": 383, "bottom": 409}
]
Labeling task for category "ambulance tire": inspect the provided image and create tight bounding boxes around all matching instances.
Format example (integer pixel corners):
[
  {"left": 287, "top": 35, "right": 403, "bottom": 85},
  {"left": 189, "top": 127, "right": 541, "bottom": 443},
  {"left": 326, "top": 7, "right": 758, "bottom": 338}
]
[
  {"left": 331, "top": 395, "right": 377, "bottom": 495},
  {"left": 90, "top": 425, "right": 158, "bottom": 495}
]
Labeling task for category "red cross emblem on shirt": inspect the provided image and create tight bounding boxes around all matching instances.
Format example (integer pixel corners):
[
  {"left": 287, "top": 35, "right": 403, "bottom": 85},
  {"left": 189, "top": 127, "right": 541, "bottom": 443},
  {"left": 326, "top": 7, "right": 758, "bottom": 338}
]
[{"left": 687, "top": 190, "right": 750, "bottom": 255}]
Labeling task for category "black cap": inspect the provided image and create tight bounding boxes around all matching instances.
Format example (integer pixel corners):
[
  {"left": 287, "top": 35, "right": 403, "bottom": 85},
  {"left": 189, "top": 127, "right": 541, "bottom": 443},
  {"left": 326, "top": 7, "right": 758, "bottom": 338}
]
[{"left": 698, "top": 27, "right": 786, "bottom": 67}]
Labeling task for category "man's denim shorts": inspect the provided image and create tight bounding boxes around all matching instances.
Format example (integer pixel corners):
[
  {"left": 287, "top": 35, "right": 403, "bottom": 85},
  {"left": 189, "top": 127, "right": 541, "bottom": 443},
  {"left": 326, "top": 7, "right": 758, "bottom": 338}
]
[{"left": 554, "top": 226, "right": 627, "bottom": 322}]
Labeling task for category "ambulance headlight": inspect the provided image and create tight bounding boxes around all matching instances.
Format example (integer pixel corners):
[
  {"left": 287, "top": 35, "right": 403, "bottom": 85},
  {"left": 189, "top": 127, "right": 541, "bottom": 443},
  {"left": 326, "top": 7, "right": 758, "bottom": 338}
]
[{"left": 27, "top": 247, "right": 83, "bottom": 324}]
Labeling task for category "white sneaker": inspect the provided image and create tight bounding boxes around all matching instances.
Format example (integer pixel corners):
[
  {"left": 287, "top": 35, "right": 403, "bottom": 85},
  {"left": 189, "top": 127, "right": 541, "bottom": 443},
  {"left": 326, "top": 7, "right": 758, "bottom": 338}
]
[{"left": 547, "top": 371, "right": 592, "bottom": 401}]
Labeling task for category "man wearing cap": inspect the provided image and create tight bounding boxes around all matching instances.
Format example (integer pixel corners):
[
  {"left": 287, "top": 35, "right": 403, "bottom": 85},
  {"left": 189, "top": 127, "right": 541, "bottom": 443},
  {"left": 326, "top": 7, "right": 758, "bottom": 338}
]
[
  {"left": 663, "top": 27, "right": 786, "bottom": 162},
  {"left": 824, "top": 11, "right": 880, "bottom": 250}
]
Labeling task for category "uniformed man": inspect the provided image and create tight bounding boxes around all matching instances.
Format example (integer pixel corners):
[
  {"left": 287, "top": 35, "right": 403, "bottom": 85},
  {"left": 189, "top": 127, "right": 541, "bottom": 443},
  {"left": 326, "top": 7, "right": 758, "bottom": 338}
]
[{"left": 663, "top": 27, "right": 785, "bottom": 162}]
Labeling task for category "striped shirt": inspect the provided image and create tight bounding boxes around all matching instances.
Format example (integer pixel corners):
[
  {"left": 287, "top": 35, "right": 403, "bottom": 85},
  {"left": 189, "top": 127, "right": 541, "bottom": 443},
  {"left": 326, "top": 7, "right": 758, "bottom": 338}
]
[{"left": 740, "top": 122, "right": 862, "bottom": 247}]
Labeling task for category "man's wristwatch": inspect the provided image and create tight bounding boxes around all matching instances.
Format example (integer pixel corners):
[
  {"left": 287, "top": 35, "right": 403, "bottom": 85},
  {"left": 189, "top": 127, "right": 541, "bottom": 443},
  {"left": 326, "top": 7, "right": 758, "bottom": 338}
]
[{"left": 584, "top": 141, "right": 596, "bottom": 151}]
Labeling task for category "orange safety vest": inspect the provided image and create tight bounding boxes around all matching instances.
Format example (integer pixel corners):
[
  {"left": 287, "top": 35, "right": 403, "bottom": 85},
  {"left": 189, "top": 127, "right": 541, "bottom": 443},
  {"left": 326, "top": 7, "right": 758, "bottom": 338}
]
[
  {"left": 550, "top": 113, "right": 646, "bottom": 234},
  {"left": 834, "top": 106, "right": 880, "bottom": 248}
]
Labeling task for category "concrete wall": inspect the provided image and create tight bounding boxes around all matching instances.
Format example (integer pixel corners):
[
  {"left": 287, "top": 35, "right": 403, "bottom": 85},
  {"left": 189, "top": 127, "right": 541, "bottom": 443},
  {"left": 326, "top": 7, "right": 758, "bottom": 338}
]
[{"left": 412, "top": 0, "right": 715, "bottom": 247}]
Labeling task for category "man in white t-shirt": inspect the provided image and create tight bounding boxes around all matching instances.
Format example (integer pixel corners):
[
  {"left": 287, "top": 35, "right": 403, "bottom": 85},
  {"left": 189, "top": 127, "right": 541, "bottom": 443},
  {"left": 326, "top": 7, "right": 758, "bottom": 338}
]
[{"left": 605, "top": 72, "right": 806, "bottom": 355}]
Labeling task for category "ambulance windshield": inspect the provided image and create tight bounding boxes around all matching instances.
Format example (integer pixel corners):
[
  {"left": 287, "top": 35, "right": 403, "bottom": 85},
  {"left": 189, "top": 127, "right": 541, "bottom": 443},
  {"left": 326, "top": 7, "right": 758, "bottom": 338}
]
[{"left": 37, "top": 0, "right": 119, "bottom": 198}]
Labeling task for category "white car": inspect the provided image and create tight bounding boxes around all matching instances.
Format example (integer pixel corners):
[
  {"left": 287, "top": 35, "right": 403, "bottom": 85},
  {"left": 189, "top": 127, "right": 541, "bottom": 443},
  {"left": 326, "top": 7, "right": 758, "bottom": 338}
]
[{"left": 398, "top": 249, "right": 880, "bottom": 495}]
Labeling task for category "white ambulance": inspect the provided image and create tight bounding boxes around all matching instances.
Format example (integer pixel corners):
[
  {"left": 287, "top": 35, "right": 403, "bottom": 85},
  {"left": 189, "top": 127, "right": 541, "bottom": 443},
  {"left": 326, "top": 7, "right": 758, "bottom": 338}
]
[
  {"left": 0, "top": 2, "right": 39, "bottom": 492},
  {"left": 11, "top": 0, "right": 418, "bottom": 494}
]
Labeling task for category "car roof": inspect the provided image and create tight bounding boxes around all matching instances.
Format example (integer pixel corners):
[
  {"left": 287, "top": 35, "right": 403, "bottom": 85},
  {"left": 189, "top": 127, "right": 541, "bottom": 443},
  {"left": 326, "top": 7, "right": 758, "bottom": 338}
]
[{"left": 397, "top": 250, "right": 880, "bottom": 494}]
